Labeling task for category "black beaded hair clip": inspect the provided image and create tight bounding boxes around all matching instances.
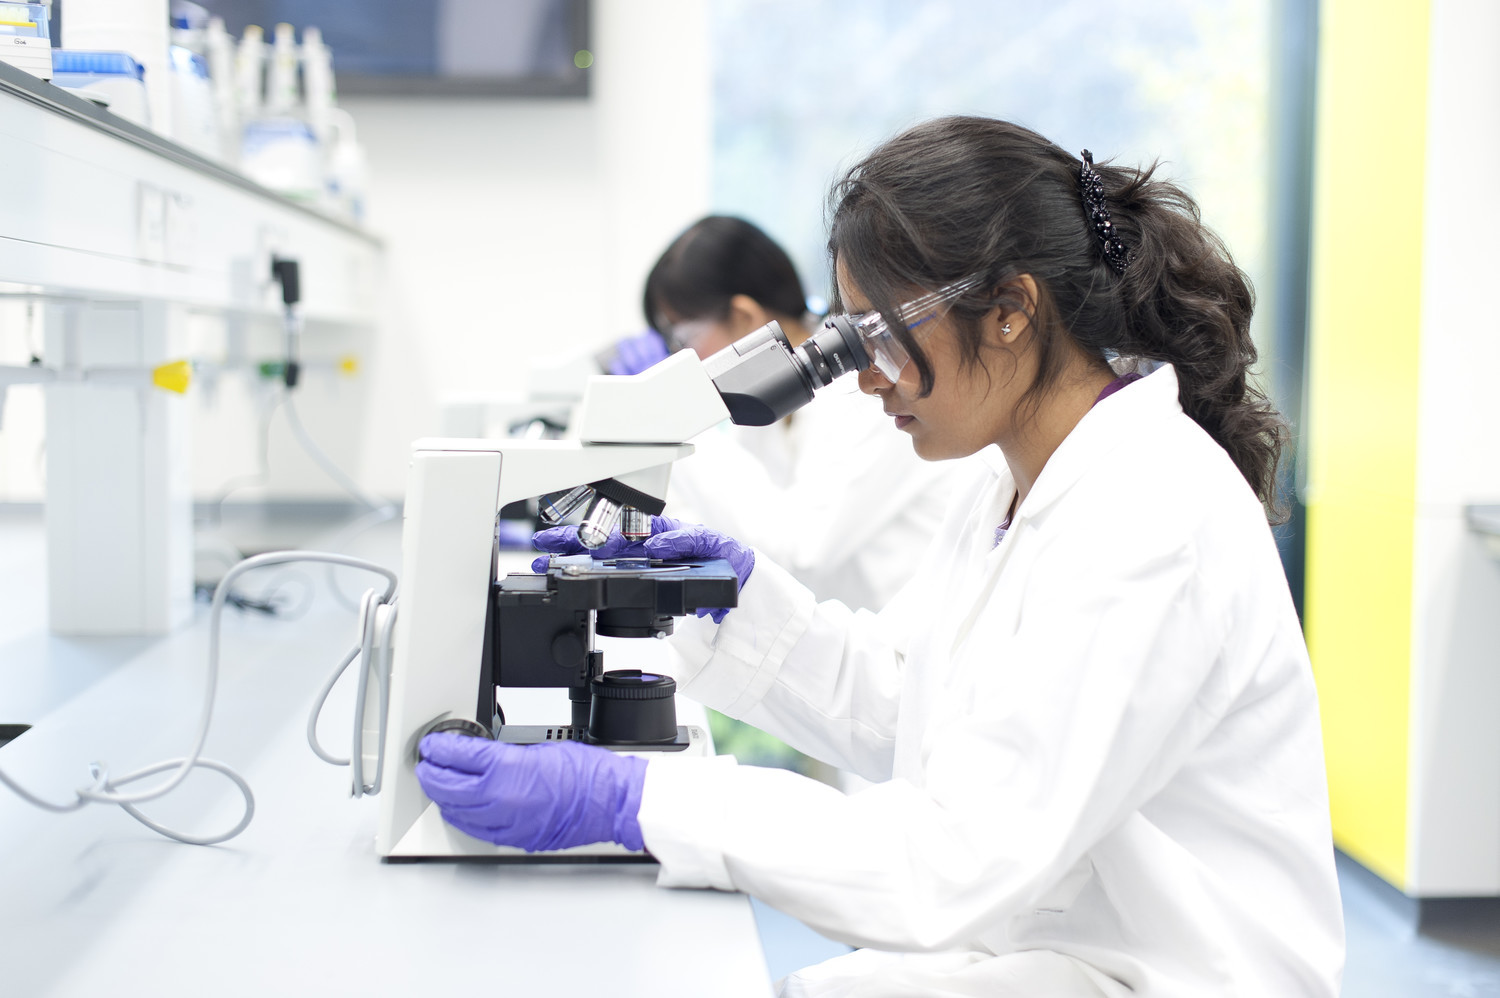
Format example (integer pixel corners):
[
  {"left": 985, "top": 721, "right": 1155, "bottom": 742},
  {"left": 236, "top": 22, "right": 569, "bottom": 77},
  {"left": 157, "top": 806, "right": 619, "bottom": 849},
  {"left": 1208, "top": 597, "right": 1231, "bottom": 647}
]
[{"left": 1079, "top": 149, "right": 1129, "bottom": 275}]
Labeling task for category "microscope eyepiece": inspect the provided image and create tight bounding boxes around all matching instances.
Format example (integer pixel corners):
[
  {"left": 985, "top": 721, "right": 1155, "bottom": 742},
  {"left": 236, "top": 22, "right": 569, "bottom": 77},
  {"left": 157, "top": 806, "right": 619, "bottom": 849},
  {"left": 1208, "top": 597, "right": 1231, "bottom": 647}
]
[
  {"left": 800, "top": 313, "right": 870, "bottom": 384},
  {"left": 703, "top": 318, "right": 873, "bottom": 427}
]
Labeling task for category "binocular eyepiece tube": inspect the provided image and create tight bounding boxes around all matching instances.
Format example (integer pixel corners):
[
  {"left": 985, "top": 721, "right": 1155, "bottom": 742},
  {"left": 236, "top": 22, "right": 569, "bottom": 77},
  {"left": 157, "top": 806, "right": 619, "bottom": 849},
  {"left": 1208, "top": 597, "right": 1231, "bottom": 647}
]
[{"left": 703, "top": 317, "right": 871, "bottom": 427}]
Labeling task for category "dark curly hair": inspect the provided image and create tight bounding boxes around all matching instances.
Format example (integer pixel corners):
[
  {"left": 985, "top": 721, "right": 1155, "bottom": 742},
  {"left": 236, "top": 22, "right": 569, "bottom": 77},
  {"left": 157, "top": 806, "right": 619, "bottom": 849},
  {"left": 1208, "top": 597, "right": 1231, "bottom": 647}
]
[{"left": 827, "top": 116, "right": 1287, "bottom": 515}]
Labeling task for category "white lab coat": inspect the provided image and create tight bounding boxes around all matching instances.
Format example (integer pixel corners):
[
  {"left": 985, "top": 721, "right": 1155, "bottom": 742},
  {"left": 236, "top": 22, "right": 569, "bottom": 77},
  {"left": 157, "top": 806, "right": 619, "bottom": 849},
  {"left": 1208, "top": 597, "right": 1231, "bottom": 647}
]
[
  {"left": 667, "top": 377, "right": 972, "bottom": 611},
  {"left": 640, "top": 366, "right": 1345, "bottom": 997}
]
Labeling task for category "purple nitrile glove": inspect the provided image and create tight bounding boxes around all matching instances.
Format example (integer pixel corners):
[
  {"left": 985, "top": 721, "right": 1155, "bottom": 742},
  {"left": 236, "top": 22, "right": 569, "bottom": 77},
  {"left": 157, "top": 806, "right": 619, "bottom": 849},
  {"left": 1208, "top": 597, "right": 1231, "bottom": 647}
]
[
  {"left": 641, "top": 521, "right": 754, "bottom": 624},
  {"left": 607, "top": 330, "right": 670, "bottom": 376},
  {"left": 416, "top": 733, "right": 647, "bottom": 852},
  {"left": 531, "top": 516, "right": 754, "bottom": 623},
  {"left": 529, "top": 517, "right": 657, "bottom": 569},
  {"left": 496, "top": 519, "right": 537, "bottom": 550}
]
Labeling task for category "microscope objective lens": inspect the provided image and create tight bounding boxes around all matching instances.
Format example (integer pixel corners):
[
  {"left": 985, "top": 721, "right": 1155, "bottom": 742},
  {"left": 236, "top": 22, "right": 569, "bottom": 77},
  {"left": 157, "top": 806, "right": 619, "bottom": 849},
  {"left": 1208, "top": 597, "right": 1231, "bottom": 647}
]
[
  {"left": 539, "top": 485, "right": 594, "bottom": 524},
  {"left": 620, "top": 508, "right": 651, "bottom": 540},
  {"left": 578, "top": 495, "right": 623, "bottom": 548}
]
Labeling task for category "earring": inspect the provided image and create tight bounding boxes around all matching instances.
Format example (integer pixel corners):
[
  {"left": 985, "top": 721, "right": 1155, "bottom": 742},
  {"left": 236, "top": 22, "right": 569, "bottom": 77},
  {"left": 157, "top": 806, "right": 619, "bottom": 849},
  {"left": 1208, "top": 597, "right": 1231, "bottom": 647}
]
[{"left": 1001, "top": 323, "right": 1012, "bottom": 336}]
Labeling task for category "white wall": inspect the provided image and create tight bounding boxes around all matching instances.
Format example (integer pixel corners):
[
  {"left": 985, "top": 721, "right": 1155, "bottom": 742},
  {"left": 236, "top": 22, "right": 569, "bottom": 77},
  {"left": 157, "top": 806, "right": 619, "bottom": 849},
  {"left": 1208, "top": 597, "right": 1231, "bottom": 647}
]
[{"left": 345, "top": 0, "right": 712, "bottom": 497}]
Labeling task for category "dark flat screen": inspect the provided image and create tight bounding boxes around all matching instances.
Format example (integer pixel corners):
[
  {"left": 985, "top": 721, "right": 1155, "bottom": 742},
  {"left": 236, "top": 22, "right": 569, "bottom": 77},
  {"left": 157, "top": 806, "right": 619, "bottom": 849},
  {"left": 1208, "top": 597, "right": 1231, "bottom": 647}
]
[{"left": 191, "top": 0, "right": 590, "bottom": 97}]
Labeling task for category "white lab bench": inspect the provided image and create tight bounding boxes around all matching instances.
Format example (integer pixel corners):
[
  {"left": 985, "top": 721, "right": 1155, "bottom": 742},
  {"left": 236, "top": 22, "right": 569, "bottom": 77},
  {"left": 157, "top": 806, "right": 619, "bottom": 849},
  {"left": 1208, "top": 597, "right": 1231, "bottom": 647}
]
[
  {"left": 0, "top": 513, "right": 773, "bottom": 996},
  {"left": 0, "top": 58, "right": 381, "bottom": 636}
]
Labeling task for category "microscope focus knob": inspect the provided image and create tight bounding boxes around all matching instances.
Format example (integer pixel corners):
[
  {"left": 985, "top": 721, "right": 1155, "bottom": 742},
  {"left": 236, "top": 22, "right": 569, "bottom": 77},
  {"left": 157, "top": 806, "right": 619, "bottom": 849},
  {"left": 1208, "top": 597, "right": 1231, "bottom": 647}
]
[{"left": 413, "top": 717, "right": 494, "bottom": 764}]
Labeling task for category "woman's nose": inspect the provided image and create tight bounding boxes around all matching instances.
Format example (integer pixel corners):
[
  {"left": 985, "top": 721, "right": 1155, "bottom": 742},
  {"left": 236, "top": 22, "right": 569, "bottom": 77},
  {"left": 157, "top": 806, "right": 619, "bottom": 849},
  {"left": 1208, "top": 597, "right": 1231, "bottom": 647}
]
[{"left": 858, "top": 366, "right": 892, "bottom": 396}]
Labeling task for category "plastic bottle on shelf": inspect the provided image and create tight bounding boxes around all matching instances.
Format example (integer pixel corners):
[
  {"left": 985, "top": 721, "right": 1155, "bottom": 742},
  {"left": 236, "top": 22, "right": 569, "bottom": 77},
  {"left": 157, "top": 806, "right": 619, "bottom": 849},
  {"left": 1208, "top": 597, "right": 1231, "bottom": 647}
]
[
  {"left": 168, "top": 44, "right": 217, "bottom": 157},
  {"left": 167, "top": 0, "right": 206, "bottom": 53},
  {"left": 239, "top": 21, "right": 319, "bottom": 200},
  {"left": 302, "top": 25, "right": 335, "bottom": 142},
  {"left": 324, "top": 109, "right": 368, "bottom": 222},
  {"left": 264, "top": 21, "right": 298, "bottom": 115},
  {"left": 240, "top": 116, "right": 320, "bottom": 200},
  {"left": 62, "top": 0, "right": 172, "bottom": 136},
  {"left": 232, "top": 23, "right": 263, "bottom": 122},
  {"left": 203, "top": 16, "right": 237, "bottom": 160},
  {"left": 167, "top": 3, "right": 217, "bottom": 157}
]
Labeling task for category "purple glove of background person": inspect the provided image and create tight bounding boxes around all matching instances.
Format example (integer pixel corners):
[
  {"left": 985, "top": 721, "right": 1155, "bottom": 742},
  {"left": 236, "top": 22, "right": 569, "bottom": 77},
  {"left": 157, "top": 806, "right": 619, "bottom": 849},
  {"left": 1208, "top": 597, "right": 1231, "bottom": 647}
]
[
  {"left": 531, "top": 516, "right": 754, "bottom": 623},
  {"left": 607, "top": 330, "right": 670, "bottom": 376},
  {"left": 416, "top": 733, "right": 647, "bottom": 852}
]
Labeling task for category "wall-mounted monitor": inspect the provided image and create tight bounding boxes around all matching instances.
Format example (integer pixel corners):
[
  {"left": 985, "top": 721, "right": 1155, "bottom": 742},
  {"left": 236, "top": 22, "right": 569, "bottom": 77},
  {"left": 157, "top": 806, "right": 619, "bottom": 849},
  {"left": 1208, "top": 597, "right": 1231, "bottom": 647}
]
[{"left": 193, "top": 0, "right": 592, "bottom": 97}]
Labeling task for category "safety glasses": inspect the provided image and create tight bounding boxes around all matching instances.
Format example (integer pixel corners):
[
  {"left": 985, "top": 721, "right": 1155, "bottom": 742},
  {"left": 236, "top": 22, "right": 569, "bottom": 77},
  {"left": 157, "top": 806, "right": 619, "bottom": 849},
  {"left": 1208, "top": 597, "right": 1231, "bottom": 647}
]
[
  {"left": 662, "top": 316, "right": 722, "bottom": 353},
  {"left": 850, "top": 276, "right": 984, "bottom": 381}
]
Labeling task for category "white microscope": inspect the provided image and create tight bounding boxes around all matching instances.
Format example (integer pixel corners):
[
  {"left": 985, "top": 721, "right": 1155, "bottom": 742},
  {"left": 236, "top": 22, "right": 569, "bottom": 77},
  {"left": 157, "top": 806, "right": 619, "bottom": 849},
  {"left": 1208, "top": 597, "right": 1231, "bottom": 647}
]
[{"left": 372, "top": 317, "right": 872, "bottom": 859}]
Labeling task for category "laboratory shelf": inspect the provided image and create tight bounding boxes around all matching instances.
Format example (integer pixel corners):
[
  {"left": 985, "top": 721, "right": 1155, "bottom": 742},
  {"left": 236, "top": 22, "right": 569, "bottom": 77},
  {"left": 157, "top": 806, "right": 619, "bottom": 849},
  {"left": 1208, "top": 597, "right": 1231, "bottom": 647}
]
[
  {"left": 1, "top": 57, "right": 387, "bottom": 635},
  {"left": 0, "top": 58, "right": 380, "bottom": 324}
]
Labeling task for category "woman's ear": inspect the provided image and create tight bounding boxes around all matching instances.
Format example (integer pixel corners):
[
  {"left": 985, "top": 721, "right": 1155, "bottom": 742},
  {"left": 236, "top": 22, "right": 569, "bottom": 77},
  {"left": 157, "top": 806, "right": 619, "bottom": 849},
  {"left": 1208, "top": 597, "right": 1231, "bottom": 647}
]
[
  {"left": 727, "top": 294, "right": 773, "bottom": 336},
  {"left": 990, "top": 274, "right": 1039, "bottom": 346}
]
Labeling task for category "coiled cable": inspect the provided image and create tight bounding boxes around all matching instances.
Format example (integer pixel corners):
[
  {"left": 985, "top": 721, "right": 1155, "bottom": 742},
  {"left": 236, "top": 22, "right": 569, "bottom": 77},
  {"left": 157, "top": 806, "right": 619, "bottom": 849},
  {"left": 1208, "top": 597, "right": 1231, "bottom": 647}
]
[{"left": 0, "top": 550, "right": 397, "bottom": 845}]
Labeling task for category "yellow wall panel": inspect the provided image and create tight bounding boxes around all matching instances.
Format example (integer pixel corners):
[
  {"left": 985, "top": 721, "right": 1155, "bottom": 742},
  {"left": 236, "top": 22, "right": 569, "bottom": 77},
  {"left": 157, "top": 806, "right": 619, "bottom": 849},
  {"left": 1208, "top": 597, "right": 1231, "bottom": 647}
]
[{"left": 1303, "top": 0, "right": 1429, "bottom": 888}]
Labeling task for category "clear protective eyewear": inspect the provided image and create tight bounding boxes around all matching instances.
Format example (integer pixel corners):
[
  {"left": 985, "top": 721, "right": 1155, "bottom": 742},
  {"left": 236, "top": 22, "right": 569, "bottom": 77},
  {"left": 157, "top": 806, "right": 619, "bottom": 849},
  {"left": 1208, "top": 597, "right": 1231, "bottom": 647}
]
[
  {"left": 663, "top": 316, "right": 721, "bottom": 353},
  {"left": 850, "top": 276, "right": 984, "bottom": 381}
]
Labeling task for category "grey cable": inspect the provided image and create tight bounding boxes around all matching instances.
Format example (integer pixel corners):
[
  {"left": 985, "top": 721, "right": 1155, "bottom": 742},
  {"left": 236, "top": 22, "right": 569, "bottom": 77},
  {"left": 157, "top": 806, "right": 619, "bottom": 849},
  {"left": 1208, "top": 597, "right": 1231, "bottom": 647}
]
[
  {"left": 278, "top": 392, "right": 399, "bottom": 610},
  {"left": 305, "top": 585, "right": 399, "bottom": 795},
  {"left": 203, "top": 389, "right": 283, "bottom": 524},
  {"left": 0, "top": 550, "right": 397, "bottom": 845},
  {"left": 320, "top": 505, "right": 400, "bottom": 612},
  {"left": 281, "top": 393, "right": 394, "bottom": 515},
  {"left": 306, "top": 644, "right": 361, "bottom": 766},
  {"left": 348, "top": 590, "right": 380, "bottom": 792}
]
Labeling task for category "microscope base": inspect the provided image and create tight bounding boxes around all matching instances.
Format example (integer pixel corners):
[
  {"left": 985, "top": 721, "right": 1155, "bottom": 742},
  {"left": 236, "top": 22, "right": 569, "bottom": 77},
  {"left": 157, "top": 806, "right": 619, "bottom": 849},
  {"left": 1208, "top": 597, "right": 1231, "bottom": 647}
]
[
  {"left": 379, "top": 725, "right": 711, "bottom": 861},
  {"left": 493, "top": 723, "right": 704, "bottom": 753}
]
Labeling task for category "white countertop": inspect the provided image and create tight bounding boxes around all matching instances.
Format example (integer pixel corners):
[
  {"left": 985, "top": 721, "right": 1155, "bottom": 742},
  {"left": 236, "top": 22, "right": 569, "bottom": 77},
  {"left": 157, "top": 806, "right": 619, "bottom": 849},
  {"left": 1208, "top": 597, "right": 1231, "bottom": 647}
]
[{"left": 0, "top": 510, "right": 771, "bottom": 997}]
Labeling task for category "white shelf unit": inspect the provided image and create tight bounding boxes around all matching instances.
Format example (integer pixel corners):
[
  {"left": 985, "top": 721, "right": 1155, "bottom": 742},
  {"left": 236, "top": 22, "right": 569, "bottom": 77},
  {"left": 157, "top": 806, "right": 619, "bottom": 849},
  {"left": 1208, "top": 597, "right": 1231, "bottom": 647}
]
[{"left": 0, "top": 60, "right": 383, "bottom": 634}]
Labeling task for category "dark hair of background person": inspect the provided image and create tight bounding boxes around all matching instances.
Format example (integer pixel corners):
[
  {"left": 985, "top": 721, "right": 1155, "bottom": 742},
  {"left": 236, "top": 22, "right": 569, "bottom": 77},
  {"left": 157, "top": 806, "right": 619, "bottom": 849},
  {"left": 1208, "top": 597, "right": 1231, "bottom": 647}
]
[
  {"left": 826, "top": 115, "right": 1287, "bottom": 516},
  {"left": 643, "top": 216, "right": 808, "bottom": 341}
]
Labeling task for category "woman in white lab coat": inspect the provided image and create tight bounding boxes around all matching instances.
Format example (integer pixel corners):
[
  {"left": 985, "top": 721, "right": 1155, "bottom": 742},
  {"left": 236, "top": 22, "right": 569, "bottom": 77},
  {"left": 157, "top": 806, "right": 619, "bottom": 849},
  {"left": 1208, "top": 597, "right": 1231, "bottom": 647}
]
[
  {"left": 416, "top": 117, "right": 1345, "bottom": 996},
  {"left": 643, "top": 215, "right": 969, "bottom": 611}
]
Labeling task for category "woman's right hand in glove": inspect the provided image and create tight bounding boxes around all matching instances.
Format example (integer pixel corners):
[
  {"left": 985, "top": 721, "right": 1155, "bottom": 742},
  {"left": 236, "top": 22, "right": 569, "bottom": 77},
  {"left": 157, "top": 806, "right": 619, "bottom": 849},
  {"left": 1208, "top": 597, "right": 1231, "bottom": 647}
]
[{"left": 532, "top": 516, "right": 754, "bottom": 623}]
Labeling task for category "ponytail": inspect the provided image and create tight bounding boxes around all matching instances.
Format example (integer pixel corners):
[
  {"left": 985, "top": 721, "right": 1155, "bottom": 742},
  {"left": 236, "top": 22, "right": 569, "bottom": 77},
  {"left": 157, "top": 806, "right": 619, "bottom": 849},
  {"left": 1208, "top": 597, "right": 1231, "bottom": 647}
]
[{"left": 1104, "top": 162, "right": 1288, "bottom": 513}]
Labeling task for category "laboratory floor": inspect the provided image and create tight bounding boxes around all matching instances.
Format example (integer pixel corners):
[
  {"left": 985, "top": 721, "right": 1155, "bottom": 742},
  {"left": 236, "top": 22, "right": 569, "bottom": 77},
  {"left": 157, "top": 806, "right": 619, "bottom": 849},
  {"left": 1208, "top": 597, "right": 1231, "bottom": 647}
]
[
  {"left": 4, "top": 503, "right": 1499, "bottom": 994},
  {"left": 1339, "top": 852, "right": 1500, "bottom": 997}
]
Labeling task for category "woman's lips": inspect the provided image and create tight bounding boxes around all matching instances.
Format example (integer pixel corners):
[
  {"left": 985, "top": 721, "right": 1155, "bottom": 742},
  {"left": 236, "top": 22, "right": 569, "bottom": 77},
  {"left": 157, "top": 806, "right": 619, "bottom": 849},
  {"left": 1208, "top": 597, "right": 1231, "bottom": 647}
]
[{"left": 891, "top": 414, "right": 914, "bottom": 429}]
